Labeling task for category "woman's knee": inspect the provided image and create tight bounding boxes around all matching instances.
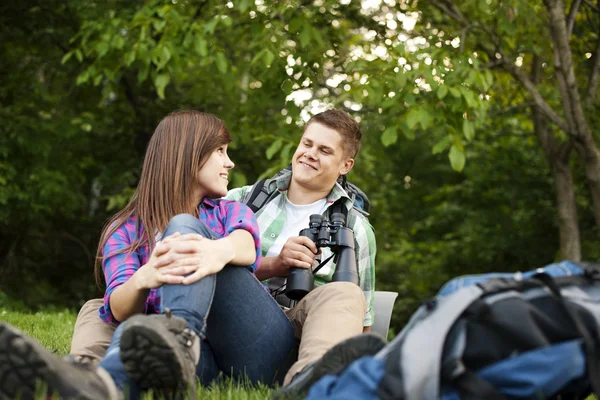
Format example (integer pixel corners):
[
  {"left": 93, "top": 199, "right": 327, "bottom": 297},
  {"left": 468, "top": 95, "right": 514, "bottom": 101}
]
[{"left": 164, "top": 213, "right": 214, "bottom": 239}]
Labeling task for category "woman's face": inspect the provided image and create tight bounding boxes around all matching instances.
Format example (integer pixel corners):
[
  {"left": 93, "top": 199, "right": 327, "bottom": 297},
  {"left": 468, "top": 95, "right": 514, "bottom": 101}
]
[{"left": 194, "top": 144, "right": 235, "bottom": 201}]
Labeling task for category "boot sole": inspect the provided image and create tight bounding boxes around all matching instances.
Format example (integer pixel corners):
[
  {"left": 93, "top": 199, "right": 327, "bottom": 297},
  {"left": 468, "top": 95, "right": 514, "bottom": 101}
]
[
  {"left": 0, "top": 322, "right": 105, "bottom": 400},
  {"left": 0, "top": 323, "right": 50, "bottom": 400},
  {"left": 120, "top": 318, "right": 192, "bottom": 393}
]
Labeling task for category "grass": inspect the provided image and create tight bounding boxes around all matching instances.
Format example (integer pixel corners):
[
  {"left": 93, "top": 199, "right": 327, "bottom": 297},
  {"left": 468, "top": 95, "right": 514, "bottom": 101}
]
[{"left": 1, "top": 307, "right": 275, "bottom": 399}]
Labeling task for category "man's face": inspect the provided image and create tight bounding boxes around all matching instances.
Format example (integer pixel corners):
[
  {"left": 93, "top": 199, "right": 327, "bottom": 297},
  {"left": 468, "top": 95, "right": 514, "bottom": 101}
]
[{"left": 291, "top": 122, "right": 354, "bottom": 193}]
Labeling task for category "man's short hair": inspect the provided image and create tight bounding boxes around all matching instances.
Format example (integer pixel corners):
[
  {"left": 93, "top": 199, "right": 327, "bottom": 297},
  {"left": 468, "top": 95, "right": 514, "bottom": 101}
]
[{"left": 307, "top": 110, "right": 362, "bottom": 158}]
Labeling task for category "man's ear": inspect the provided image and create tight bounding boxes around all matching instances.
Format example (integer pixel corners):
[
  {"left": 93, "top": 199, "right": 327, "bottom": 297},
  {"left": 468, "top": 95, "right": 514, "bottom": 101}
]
[{"left": 340, "top": 158, "right": 355, "bottom": 175}]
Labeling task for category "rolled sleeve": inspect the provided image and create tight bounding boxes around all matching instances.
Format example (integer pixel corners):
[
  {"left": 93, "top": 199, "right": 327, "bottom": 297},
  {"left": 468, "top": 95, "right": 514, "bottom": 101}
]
[{"left": 222, "top": 201, "right": 262, "bottom": 273}]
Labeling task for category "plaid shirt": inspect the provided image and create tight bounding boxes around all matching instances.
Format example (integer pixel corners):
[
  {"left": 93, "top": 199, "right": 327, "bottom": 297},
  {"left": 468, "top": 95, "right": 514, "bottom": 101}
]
[
  {"left": 98, "top": 197, "right": 261, "bottom": 324},
  {"left": 226, "top": 170, "right": 376, "bottom": 326}
]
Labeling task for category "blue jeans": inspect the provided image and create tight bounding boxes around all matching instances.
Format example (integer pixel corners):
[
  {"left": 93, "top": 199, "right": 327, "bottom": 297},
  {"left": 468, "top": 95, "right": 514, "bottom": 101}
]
[{"left": 99, "top": 214, "right": 297, "bottom": 396}]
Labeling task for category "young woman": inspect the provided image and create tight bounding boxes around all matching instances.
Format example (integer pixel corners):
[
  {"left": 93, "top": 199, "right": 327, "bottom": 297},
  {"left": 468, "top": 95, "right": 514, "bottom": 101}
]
[{"left": 0, "top": 111, "right": 297, "bottom": 399}]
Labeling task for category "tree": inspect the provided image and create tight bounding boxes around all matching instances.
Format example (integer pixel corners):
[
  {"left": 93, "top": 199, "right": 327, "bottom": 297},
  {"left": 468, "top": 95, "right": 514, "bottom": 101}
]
[{"left": 393, "top": 0, "right": 600, "bottom": 260}]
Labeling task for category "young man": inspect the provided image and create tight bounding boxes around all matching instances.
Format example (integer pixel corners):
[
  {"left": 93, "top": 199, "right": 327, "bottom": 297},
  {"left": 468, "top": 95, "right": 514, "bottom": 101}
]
[
  {"left": 0, "top": 110, "right": 381, "bottom": 398},
  {"left": 225, "top": 109, "right": 379, "bottom": 391}
]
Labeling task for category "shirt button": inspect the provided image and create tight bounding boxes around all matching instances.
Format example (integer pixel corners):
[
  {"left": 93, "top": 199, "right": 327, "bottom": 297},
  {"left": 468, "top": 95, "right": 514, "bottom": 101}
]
[{"left": 270, "top": 233, "right": 276, "bottom": 238}]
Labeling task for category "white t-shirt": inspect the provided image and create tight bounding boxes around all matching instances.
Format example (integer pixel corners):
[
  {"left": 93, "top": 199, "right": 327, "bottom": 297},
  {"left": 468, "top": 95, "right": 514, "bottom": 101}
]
[{"left": 265, "top": 197, "right": 327, "bottom": 258}]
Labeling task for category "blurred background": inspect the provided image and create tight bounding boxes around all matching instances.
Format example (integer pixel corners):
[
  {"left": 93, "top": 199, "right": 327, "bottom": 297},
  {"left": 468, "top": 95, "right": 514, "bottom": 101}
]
[{"left": 1, "top": 0, "right": 599, "bottom": 335}]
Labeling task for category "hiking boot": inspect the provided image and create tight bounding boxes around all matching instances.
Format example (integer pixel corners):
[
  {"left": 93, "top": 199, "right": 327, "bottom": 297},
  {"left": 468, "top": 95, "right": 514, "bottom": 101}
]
[
  {"left": 119, "top": 310, "right": 200, "bottom": 395},
  {"left": 0, "top": 322, "right": 120, "bottom": 400},
  {"left": 273, "top": 333, "right": 387, "bottom": 399}
]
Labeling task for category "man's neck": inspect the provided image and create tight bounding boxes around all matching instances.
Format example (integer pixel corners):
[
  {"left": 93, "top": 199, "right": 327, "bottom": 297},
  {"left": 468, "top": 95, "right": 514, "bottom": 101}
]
[{"left": 287, "top": 180, "right": 331, "bottom": 205}]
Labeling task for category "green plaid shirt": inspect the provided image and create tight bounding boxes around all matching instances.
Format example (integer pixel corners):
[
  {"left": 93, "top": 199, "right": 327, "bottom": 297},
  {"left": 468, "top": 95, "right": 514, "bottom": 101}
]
[{"left": 226, "top": 170, "right": 376, "bottom": 326}]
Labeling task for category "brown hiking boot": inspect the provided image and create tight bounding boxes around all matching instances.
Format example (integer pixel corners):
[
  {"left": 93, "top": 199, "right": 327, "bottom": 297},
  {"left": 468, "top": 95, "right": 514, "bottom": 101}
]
[
  {"left": 0, "top": 322, "right": 120, "bottom": 400},
  {"left": 119, "top": 310, "right": 199, "bottom": 396},
  {"left": 273, "top": 333, "right": 387, "bottom": 399}
]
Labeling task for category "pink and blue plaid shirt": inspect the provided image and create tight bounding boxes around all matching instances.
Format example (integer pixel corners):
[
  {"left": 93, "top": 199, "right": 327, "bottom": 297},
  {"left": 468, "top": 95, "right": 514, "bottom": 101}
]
[{"left": 98, "top": 197, "right": 261, "bottom": 324}]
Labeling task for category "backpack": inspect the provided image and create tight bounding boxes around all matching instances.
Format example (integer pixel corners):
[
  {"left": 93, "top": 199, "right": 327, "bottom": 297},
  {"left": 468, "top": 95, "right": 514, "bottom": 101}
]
[
  {"left": 243, "top": 165, "right": 371, "bottom": 226},
  {"left": 307, "top": 261, "right": 600, "bottom": 400}
]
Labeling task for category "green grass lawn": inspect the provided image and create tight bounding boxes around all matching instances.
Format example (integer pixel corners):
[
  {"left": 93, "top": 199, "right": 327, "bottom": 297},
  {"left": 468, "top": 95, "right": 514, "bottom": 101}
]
[
  {"left": 4, "top": 308, "right": 597, "bottom": 400},
  {"left": 1, "top": 308, "right": 274, "bottom": 399}
]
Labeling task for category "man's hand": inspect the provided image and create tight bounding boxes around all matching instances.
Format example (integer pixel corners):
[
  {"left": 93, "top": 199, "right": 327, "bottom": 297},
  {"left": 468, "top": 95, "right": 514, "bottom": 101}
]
[{"left": 258, "top": 236, "right": 318, "bottom": 280}]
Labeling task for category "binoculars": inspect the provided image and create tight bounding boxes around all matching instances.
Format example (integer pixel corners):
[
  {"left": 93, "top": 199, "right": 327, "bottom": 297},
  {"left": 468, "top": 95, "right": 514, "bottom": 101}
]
[{"left": 285, "top": 212, "right": 359, "bottom": 301}]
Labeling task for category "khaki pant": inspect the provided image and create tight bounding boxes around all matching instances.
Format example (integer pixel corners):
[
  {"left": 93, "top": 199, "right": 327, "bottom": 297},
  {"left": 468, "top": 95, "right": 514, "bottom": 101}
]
[
  {"left": 70, "top": 282, "right": 366, "bottom": 385},
  {"left": 69, "top": 298, "right": 117, "bottom": 364}
]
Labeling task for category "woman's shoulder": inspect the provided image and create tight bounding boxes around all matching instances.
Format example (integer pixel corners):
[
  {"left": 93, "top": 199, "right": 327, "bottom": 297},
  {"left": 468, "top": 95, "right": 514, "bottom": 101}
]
[{"left": 107, "top": 215, "right": 142, "bottom": 243}]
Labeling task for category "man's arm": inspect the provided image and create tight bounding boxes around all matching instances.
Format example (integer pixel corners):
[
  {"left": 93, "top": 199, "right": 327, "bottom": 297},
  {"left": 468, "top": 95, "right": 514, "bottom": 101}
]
[{"left": 353, "top": 214, "right": 377, "bottom": 329}]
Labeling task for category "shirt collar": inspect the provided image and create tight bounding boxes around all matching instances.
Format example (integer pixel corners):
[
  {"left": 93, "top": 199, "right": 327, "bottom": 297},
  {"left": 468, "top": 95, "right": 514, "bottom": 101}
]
[
  {"left": 200, "top": 197, "right": 217, "bottom": 209},
  {"left": 271, "top": 169, "right": 352, "bottom": 206}
]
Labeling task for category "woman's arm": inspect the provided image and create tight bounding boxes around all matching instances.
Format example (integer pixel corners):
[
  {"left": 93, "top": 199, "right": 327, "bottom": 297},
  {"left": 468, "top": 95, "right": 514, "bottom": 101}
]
[
  {"left": 213, "top": 229, "right": 257, "bottom": 267},
  {"left": 105, "top": 232, "right": 185, "bottom": 323},
  {"left": 108, "top": 276, "right": 150, "bottom": 322}
]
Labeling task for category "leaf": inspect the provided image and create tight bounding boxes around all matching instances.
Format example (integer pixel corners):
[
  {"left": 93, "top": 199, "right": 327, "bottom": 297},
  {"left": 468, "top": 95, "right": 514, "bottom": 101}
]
[
  {"left": 75, "top": 71, "right": 89, "bottom": 85},
  {"left": 406, "top": 108, "right": 421, "bottom": 129},
  {"left": 266, "top": 139, "right": 283, "bottom": 159},
  {"left": 263, "top": 49, "right": 275, "bottom": 67},
  {"left": 437, "top": 84, "right": 448, "bottom": 99},
  {"left": 137, "top": 64, "right": 150, "bottom": 82},
  {"left": 396, "top": 72, "right": 407, "bottom": 87},
  {"left": 194, "top": 36, "right": 208, "bottom": 57},
  {"left": 462, "top": 119, "right": 475, "bottom": 141},
  {"left": 75, "top": 49, "right": 83, "bottom": 62},
  {"left": 239, "top": 0, "right": 251, "bottom": 12},
  {"left": 96, "top": 42, "right": 109, "bottom": 58},
  {"left": 124, "top": 51, "right": 136, "bottom": 67},
  {"left": 449, "top": 87, "right": 461, "bottom": 98},
  {"left": 461, "top": 88, "right": 478, "bottom": 108},
  {"left": 152, "top": 20, "right": 167, "bottom": 32},
  {"left": 312, "top": 29, "right": 324, "bottom": 47},
  {"left": 432, "top": 136, "right": 451, "bottom": 155},
  {"left": 205, "top": 18, "right": 219, "bottom": 34},
  {"left": 289, "top": 17, "right": 303, "bottom": 33},
  {"left": 222, "top": 16, "right": 233, "bottom": 27},
  {"left": 154, "top": 73, "right": 170, "bottom": 99},
  {"left": 157, "top": 46, "right": 171, "bottom": 69},
  {"left": 381, "top": 126, "right": 398, "bottom": 147},
  {"left": 449, "top": 144, "right": 466, "bottom": 171},
  {"left": 300, "top": 25, "right": 312, "bottom": 48},
  {"left": 280, "top": 79, "right": 294, "bottom": 93},
  {"left": 61, "top": 52, "right": 73, "bottom": 65},
  {"left": 484, "top": 69, "right": 494, "bottom": 87},
  {"left": 280, "top": 142, "right": 294, "bottom": 162},
  {"left": 215, "top": 52, "right": 228, "bottom": 74}
]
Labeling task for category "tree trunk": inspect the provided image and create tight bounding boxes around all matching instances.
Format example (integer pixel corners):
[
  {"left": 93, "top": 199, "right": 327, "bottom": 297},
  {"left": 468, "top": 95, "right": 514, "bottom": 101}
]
[
  {"left": 544, "top": 0, "right": 600, "bottom": 230},
  {"left": 532, "top": 56, "right": 581, "bottom": 260},
  {"left": 552, "top": 156, "right": 581, "bottom": 261}
]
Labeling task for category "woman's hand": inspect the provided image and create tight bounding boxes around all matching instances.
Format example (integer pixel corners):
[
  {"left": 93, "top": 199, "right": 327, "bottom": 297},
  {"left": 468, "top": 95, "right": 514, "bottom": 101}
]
[
  {"left": 135, "top": 233, "right": 236, "bottom": 288},
  {"left": 133, "top": 232, "right": 191, "bottom": 290}
]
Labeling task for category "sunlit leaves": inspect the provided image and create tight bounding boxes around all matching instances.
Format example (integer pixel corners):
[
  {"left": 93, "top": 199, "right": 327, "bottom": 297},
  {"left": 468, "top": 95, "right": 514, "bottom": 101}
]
[
  {"left": 381, "top": 126, "right": 398, "bottom": 147},
  {"left": 449, "top": 144, "right": 466, "bottom": 171},
  {"left": 154, "top": 73, "right": 170, "bottom": 99}
]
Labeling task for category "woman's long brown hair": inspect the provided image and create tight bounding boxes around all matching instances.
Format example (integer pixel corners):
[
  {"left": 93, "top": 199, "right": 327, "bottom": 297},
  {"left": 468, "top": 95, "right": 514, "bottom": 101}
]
[{"left": 94, "top": 110, "right": 232, "bottom": 287}]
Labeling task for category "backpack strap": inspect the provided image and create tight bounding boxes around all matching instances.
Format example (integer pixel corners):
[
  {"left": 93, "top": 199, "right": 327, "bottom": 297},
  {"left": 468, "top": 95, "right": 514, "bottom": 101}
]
[
  {"left": 244, "top": 178, "right": 272, "bottom": 213},
  {"left": 327, "top": 199, "right": 348, "bottom": 222}
]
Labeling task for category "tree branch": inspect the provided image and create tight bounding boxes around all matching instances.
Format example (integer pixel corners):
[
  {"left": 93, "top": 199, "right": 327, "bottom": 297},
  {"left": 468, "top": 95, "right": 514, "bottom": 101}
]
[
  {"left": 567, "top": 0, "right": 583, "bottom": 37},
  {"left": 501, "top": 59, "right": 569, "bottom": 132},
  {"left": 585, "top": 28, "right": 600, "bottom": 105},
  {"left": 488, "top": 101, "right": 536, "bottom": 117}
]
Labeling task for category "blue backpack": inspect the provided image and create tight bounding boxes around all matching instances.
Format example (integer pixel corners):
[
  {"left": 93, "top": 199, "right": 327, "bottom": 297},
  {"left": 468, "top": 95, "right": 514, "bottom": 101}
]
[{"left": 307, "top": 261, "right": 600, "bottom": 399}]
